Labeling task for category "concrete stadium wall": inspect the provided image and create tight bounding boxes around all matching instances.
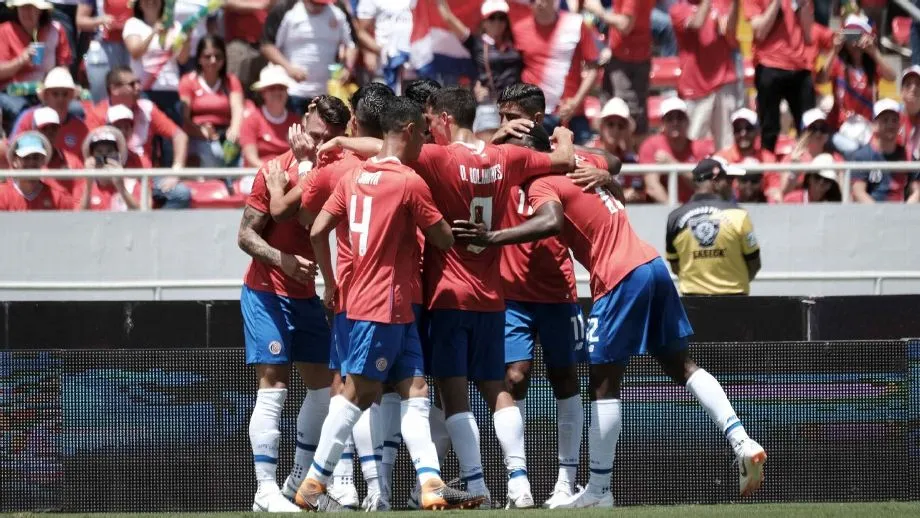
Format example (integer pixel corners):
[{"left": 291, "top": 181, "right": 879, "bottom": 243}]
[{"left": 1, "top": 205, "right": 919, "bottom": 300}]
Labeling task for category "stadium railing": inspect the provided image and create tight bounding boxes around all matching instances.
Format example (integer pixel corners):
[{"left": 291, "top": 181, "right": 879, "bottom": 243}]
[{"left": 7, "top": 160, "right": 920, "bottom": 208}]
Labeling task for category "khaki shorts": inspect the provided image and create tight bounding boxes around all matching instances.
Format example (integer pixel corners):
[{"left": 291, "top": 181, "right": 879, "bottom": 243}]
[
  {"left": 227, "top": 40, "right": 266, "bottom": 96},
  {"left": 605, "top": 57, "right": 651, "bottom": 135}
]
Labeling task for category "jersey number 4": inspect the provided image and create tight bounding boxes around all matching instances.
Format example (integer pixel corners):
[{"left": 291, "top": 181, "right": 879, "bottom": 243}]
[
  {"left": 349, "top": 194, "right": 372, "bottom": 256},
  {"left": 467, "top": 196, "right": 493, "bottom": 253}
]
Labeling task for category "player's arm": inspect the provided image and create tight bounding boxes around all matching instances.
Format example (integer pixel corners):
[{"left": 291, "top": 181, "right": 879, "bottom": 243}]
[
  {"left": 452, "top": 202, "right": 563, "bottom": 247},
  {"left": 407, "top": 174, "right": 454, "bottom": 250},
  {"left": 422, "top": 220, "right": 455, "bottom": 250},
  {"left": 262, "top": 158, "right": 302, "bottom": 221},
  {"left": 548, "top": 126, "right": 577, "bottom": 172},
  {"left": 237, "top": 206, "right": 316, "bottom": 284},
  {"left": 319, "top": 136, "right": 383, "bottom": 159},
  {"left": 309, "top": 209, "right": 341, "bottom": 308}
]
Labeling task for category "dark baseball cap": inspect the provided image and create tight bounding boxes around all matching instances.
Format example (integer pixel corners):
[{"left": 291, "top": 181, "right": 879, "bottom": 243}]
[{"left": 693, "top": 157, "right": 745, "bottom": 182}]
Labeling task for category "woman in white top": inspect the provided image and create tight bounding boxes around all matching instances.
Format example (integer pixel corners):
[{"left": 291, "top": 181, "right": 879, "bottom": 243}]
[{"left": 122, "top": 0, "right": 191, "bottom": 126}]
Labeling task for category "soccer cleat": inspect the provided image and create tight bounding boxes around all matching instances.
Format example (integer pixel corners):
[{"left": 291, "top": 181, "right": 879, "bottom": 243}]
[
  {"left": 552, "top": 485, "right": 614, "bottom": 509},
  {"left": 281, "top": 476, "right": 299, "bottom": 502},
  {"left": 406, "top": 483, "right": 420, "bottom": 510},
  {"left": 504, "top": 489, "right": 535, "bottom": 509},
  {"left": 361, "top": 493, "right": 391, "bottom": 512},
  {"left": 252, "top": 489, "right": 304, "bottom": 512},
  {"left": 293, "top": 478, "right": 348, "bottom": 512},
  {"left": 543, "top": 481, "right": 574, "bottom": 508},
  {"left": 327, "top": 480, "right": 360, "bottom": 510},
  {"left": 737, "top": 439, "right": 767, "bottom": 496},
  {"left": 420, "top": 479, "right": 486, "bottom": 510}
]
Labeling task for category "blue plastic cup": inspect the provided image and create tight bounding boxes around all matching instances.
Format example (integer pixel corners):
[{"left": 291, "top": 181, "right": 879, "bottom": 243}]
[{"left": 30, "top": 42, "right": 45, "bottom": 66}]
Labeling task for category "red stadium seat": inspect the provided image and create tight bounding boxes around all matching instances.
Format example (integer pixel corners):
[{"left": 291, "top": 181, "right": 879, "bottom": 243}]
[
  {"left": 647, "top": 95, "right": 664, "bottom": 128},
  {"left": 192, "top": 192, "right": 247, "bottom": 209},
  {"left": 650, "top": 56, "right": 681, "bottom": 90},
  {"left": 893, "top": 17, "right": 912, "bottom": 47},
  {"left": 186, "top": 180, "right": 238, "bottom": 209}
]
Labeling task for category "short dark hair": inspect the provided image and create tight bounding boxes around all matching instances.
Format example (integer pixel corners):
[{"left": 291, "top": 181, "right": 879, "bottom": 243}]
[
  {"left": 508, "top": 122, "right": 552, "bottom": 153},
  {"left": 353, "top": 84, "right": 394, "bottom": 138},
  {"left": 498, "top": 83, "right": 546, "bottom": 116},
  {"left": 427, "top": 87, "right": 477, "bottom": 130},
  {"left": 308, "top": 95, "right": 351, "bottom": 131},
  {"left": 133, "top": 0, "right": 165, "bottom": 21},
  {"left": 105, "top": 66, "right": 134, "bottom": 95},
  {"left": 403, "top": 78, "right": 442, "bottom": 108},
  {"left": 379, "top": 97, "right": 423, "bottom": 134},
  {"left": 195, "top": 35, "right": 228, "bottom": 80}
]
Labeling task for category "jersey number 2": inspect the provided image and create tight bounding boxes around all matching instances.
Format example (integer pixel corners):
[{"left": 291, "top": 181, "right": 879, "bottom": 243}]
[
  {"left": 467, "top": 196, "right": 493, "bottom": 253},
  {"left": 349, "top": 194, "right": 372, "bottom": 256}
]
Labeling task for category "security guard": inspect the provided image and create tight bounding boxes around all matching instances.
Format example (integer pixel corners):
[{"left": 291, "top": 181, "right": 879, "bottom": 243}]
[{"left": 665, "top": 158, "right": 761, "bottom": 295}]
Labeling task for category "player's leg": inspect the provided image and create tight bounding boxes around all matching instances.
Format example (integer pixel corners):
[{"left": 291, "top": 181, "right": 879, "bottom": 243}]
[
  {"left": 241, "top": 287, "right": 302, "bottom": 512},
  {"left": 353, "top": 396, "right": 385, "bottom": 510},
  {"left": 646, "top": 258, "right": 766, "bottom": 496},
  {"left": 535, "top": 302, "right": 587, "bottom": 507},
  {"left": 378, "top": 387, "right": 401, "bottom": 503}
]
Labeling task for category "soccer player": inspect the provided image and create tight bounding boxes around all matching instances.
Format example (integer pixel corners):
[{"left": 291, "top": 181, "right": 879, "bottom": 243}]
[
  {"left": 236, "top": 95, "right": 350, "bottom": 512},
  {"left": 452, "top": 160, "right": 768, "bottom": 509},
  {"left": 297, "top": 96, "right": 483, "bottom": 512}
]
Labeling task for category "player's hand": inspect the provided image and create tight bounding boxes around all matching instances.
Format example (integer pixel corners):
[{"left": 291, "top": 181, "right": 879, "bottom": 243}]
[
  {"left": 316, "top": 136, "right": 342, "bottom": 158},
  {"left": 322, "top": 284, "right": 337, "bottom": 310},
  {"left": 264, "top": 159, "right": 288, "bottom": 195},
  {"left": 568, "top": 167, "right": 612, "bottom": 192},
  {"left": 491, "top": 119, "right": 535, "bottom": 144},
  {"left": 551, "top": 125, "right": 575, "bottom": 144},
  {"left": 451, "top": 219, "right": 491, "bottom": 247},
  {"left": 288, "top": 123, "right": 314, "bottom": 162},
  {"left": 280, "top": 253, "right": 318, "bottom": 284},
  {"left": 557, "top": 99, "right": 576, "bottom": 124}
]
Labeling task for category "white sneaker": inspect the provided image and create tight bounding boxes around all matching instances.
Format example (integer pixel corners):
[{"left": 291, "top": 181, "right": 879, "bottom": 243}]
[
  {"left": 737, "top": 438, "right": 767, "bottom": 496},
  {"left": 361, "top": 493, "right": 391, "bottom": 512},
  {"left": 553, "top": 485, "right": 614, "bottom": 509},
  {"left": 543, "top": 481, "right": 574, "bottom": 508},
  {"left": 505, "top": 489, "right": 535, "bottom": 509},
  {"left": 327, "top": 481, "right": 360, "bottom": 510},
  {"left": 252, "top": 489, "right": 303, "bottom": 512},
  {"left": 281, "top": 476, "right": 298, "bottom": 502}
]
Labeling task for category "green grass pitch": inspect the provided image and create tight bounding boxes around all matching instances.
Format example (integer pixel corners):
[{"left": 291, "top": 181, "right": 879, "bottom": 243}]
[{"left": 5, "top": 502, "right": 920, "bottom": 518}]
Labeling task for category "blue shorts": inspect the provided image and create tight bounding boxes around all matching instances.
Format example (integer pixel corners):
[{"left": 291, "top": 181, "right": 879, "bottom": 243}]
[
  {"left": 344, "top": 319, "right": 425, "bottom": 383},
  {"left": 330, "top": 312, "right": 351, "bottom": 372},
  {"left": 426, "top": 309, "right": 505, "bottom": 382},
  {"left": 587, "top": 258, "right": 693, "bottom": 365},
  {"left": 505, "top": 301, "right": 586, "bottom": 369},
  {"left": 241, "top": 286, "right": 331, "bottom": 365}
]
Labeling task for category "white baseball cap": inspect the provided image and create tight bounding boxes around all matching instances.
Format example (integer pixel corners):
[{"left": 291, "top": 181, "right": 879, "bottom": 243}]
[
  {"left": 902, "top": 65, "right": 920, "bottom": 83},
  {"left": 33, "top": 106, "right": 60, "bottom": 128},
  {"left": 40, "top": 66, "right": 79, "bottom": 92},
  {"left": 659, "top": 97, "right": 688, "bottom": 118},
  {"left": 8, "top": 0, "right": 53, "bottom": 9},
  {"left": 843, "top": 14, "right": 873, "bottom": 34},
  {"left": 251, "top": 64, "right": 296, "bottom": 91},
  {"left": 811, "top": 153, "right": 839, "bottom": 183},
  {"left": 873, "top": 98, "right": 902, "bottom": 119},
  {"left": 600, "top": 97, "right": 630, "bottom": 121},
  {"left": 801, "top": 108, "right": 827, "bottom": 129},
  {"left": 730, "top": 107, "right": 758, "bottom": 127},
  {"left": 107, "top": 104, "right": 134, "bottom": 124},
  {"left": 481, "top": 0, "right": 510, "bottom": 17}
]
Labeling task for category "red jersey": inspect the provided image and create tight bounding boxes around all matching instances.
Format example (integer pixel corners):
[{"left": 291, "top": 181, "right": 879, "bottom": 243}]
[
  {"left": 0, "top": 181, "right": 73, "bottom": 211},
  {"left": 322, "top": 157, "right": 444, "bottom": 324},
  {"left": 243, "top": 150, "right": 317, "bottom": 299},
  {"left": 86, "top": 100, "right": 179, "bottom": 168},
  {"left": 239, "top": 104, "right": 300, "bottom": 166},
  {"left": 0, "top": 20, "right": 71, "bottom": 88},
  {"left": 528, "top": 175, "right": 659, "bottom": 300},
  {"left": 671, "top": 0, "right": 738, "bottom": 100},
  {"left": 225, "top": 6, "right": 269, "bottom": 45},
  {"left": 14, "top": 110, "right": 87, "bottom": 168},
  {"left": 45, "top": 149, "right": 84, "bottom": 194},
  {"left": 638, "top": 134, "right": 714, "bottom": 203},
  {"left": 829, "top": 58, "right": 877, "bottom": 128},
  {"left": 716, "top": 144, "right": 778, "bottom": 193},
  {"left": 412, "top": 141, "right": 553, "bottom": 311},
  {"left": 178, "top": 72, "right": 243, "bottom": 127},
  {"left": 608, "top": 0, "right": 653, "bottom": 62},
  {"left": 301, "top": 151, "right": 365, "bottom": 314},
  {"left": 99, "top": 0, "right": 133, "bottom": 42},
  {"left": 73, "top": 175, "right": 146, "bottom": 211},
  {"left": 743, "top": 0, "right": 812, "bottom": 71}
]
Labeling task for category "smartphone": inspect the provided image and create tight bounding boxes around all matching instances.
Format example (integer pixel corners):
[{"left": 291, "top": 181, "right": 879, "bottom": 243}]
[{"left": 841, "top": 29, "right": 863, "bottom": 43}]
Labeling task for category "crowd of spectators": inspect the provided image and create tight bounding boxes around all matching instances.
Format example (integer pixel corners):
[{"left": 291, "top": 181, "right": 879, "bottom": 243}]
[{"left": 1, "top": 0, "right": 919, "bottom": 212}]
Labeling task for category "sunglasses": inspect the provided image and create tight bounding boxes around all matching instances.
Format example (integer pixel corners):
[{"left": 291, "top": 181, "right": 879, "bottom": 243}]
[
  {"left": 485, "top": 14, "right": 507, "bottom": 22},
  {"left": 602, "top": 118, "right": 628, "bottom": 130},
  {"left": 733, "top": 123, "right": 756, "bottom": 133},
  {"left": 201, "top": 53, "right": 225, "bottom": 61},
  {"left": 807, "top": 123, "right": 831, "bottom": 134}
]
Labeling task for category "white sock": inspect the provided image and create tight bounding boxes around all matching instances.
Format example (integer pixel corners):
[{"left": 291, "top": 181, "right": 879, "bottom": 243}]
[
  {"left": 494, "top": 406, "right": 530, "bottom": 495},
  {"left": 429, "top": 404, "right": 451, "bottom": 462},
  {"left": 305, "top": 395, "right": 362, "bottom": 486},
  {"left": 379, "top": 392, "right": 402, "bottom": 498},
  {"left": 445, "top": 411, "right": 486, "bottom": 494},
  {"left": 353, "top": 403, "right": 383, "bottom": 498},
  {"left": 514, "top": 399, "right": 526, "bottom": 422},
  {"left": 587, "top": 399, "right": 621, "bottom": 496},
  {"left": 332, "top": 437, "right": 355, "bottom": 487},
  {"left": 289, "top": 387, "right": 329, "bottom": 488},
  {"left": 556, "top": 395, "right": 583, "bottom": 488},
  {"left": 685, "top": 369, "right": 749, "bottom": 450},
  {"left": 249, "top": 388, "right": 286, "bottom": 493},
  {"left": 400, "top": 397, "right": 442, "bottom": 485}
]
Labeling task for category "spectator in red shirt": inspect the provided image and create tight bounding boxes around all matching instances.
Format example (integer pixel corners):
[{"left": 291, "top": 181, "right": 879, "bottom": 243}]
[
  {"left": 75, "top": 125, "right": 144, "bottom": 211},
  {"left": 639, "top": 97, "right": 714, "bottom": 204},
  {"left": 30, "top": 106, "right": 80, "bottom": 194},
  {"left": 512, "top": 0, "right": 600, "bottom": 144},
  {"left": 782, "top": 153, "right": 841, "bottom": 203},
  {"left": 671, "top": 0, "right": 741, "bottom": 152},
  {"left": 745, "top": 0, "right": 817, "bottom": 153},
  {"left": 0, "top": 131, "right": 74, "bottom": 211},
  {"left": 584, "top": 0, "right": 653, "bottom": 137},
  {"left": 179, "top": 36, "right": 245, "bottom": 168},
  {"left": 104, "top": 104, "right": 147, "bottom": 170},
  {"left": 240, "top": 64, "right": 301, "bottom": 172},
  {"left": 12, "top": 67, "right": 87, "bottom": 168},
  {"left": 901, "top": 66, "right": 920, "bottom": 161},
  {"left": 224, "top": 0, "right": 271, "bottom": 95},
  {"left": 77, "top": 0, "right": 134, "bottom": 101},
  {"left": 716, "top": 108, "right": 776, "bottom": 203},
  {"left": 0, "top": 0, "right": 72, "bottom": 132}
]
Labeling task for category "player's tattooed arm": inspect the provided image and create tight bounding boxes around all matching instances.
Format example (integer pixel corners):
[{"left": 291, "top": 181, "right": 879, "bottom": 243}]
[
  {"left": 238, "top": 206, "right": 317, "bottom": 284},
  {"left": 452, "top": 202, "right": 563, "bottom": 247}
]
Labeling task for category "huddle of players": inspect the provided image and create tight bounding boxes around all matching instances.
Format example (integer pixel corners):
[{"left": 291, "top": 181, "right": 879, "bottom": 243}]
[{"left": 237, "top": 79, "right": 768, "bottom": 512}]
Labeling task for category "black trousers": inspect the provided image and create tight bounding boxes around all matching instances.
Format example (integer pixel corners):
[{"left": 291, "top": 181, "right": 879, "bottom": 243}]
[{"left": 754, "top": 65, "right": 817, "bottom": 153}]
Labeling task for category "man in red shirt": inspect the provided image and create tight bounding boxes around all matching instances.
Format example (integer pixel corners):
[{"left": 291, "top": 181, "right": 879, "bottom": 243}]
[
  {"left": 671, "top": 0, "right": 741, "bottom": 151},
  {"left": 452, "top": 158, "right": 768, "bottom": 509},
  {"left": 30, "top": 106, "right": 81, "bottom": 195},
  {"left": 639, "top": 97, "right": 714, "bottom": 204},
  {"left": 13, "top": 67, "right": 87, "bottom": 168},
  {"left": 225, "top": 0, "right": 272, "bottom": 94},
  {"left": 299, "top": 96, "right": 482, "bottom": 512},
  {"left": 583, "top": 0, "right": 653, "bottom": 137},
  {"left": 745, "top": 0, "right": 817, "bottom": 152},
  {"left": 0, "top": 132, "right": 73, "bottom": 211},
  {"left": 716, "top": 108, "right": 776, "bottom": 203},
  {"left": 511, "top": 0, "right": 600, "bottom": 144}
]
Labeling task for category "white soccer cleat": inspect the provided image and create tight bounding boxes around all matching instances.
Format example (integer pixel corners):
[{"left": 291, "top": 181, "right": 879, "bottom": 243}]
[
  {"left": 737, "top": 438, "right": 767, "bottom": 496},
  {"left": 543, "top": 481, "right": 574, "bottom": 508},
  {"left": 361, "top": 493, "right": 391, "bottom": 512},
  {"left": 252, "top": 489, "right": 303, "bottom": 512},
  {"left": 505, "top": 489, "right": 535, "bottom": 509},
  {"left": 552, "top": 485, "right": 614, "bottom": 509},
  {"left": 327, "top": 481, "right": 360, "bottom": 510}
]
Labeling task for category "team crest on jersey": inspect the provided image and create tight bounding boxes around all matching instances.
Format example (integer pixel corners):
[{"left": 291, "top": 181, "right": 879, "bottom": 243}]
[
  {"left": 65, "top": 135, "right": 77, "bottom": 148},
  {"left": 375, "top": 358, "right": 387, "bottom": 372},
  {"left": 268, "top": 341, "right": 282, "bottom": 355},
  {"left": 690, "top": 216, "right": 720, "bottom": 247}
]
